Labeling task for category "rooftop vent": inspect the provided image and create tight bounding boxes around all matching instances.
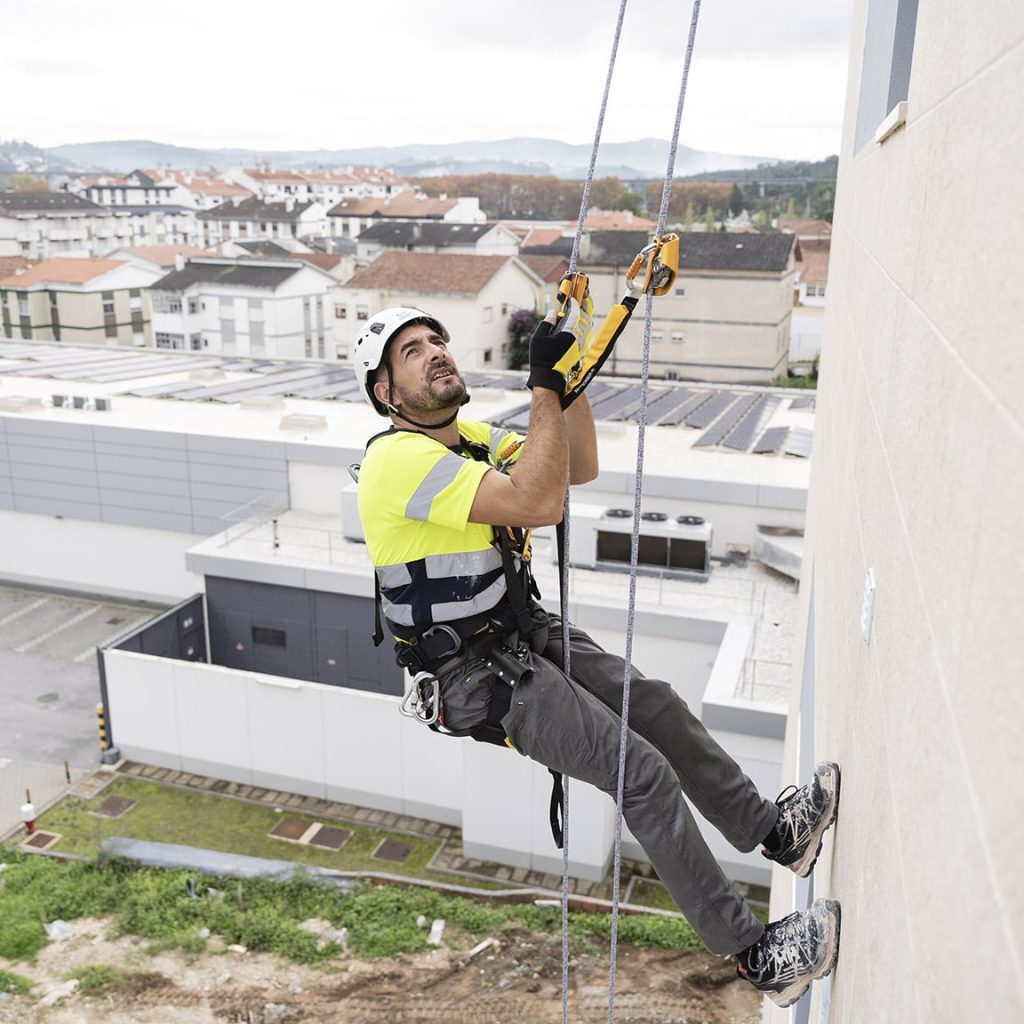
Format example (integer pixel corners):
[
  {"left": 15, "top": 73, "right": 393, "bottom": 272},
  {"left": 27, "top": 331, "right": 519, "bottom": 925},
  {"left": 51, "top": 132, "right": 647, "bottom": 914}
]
[
  {"left": 279, "top": 413, "right": 327, "bottom": 432},
  {"left": 240, "top": 395, "right": 285, "bottom": 412}
]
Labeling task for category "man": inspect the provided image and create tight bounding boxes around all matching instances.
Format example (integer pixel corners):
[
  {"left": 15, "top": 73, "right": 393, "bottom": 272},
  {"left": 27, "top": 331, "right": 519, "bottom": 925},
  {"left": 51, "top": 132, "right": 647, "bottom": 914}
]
[{"left": 354, "top": 305, "right": 841, "bottom": 1008}]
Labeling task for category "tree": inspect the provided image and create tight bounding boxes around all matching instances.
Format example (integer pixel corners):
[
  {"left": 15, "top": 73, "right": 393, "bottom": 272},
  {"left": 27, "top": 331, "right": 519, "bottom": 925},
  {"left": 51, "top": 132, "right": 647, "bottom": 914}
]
[
  {"left": 785, "top": 197, "right": 797, "bottom": 219},
  {"left": 507, "top": 308, "right": 541, "bottom": 370},
  {"left": 728, "top": 184, "right": 745, "bottom": 216},
  {"left": 609, "top": 189, "right": 644, "bottom": 215},
  {"left": 704, "top": 207, "right": 716, "bottom": 232}
]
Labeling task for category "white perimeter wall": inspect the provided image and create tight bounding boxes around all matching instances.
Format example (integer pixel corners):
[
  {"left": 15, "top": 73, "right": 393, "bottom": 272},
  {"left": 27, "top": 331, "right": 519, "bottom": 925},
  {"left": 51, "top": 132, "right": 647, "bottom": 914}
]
[
  {"left": 0, "top": 509, "right": 204, "bottom": 602},
  {"left": 105, "top": 603, "right": 783, "bottom": 886}
]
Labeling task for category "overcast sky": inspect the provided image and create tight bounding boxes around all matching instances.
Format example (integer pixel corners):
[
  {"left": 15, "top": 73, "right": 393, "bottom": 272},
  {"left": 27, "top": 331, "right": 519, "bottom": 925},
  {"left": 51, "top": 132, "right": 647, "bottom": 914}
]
[{"left": 3, "top": 0, "right": 854, "bottom": 160}]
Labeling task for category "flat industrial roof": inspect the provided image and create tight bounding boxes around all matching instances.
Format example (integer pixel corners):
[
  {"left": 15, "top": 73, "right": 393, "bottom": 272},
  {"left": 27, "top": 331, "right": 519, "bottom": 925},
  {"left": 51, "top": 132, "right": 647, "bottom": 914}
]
[{"left": 0, "top": 340, "right": 814, "bottom": 487}]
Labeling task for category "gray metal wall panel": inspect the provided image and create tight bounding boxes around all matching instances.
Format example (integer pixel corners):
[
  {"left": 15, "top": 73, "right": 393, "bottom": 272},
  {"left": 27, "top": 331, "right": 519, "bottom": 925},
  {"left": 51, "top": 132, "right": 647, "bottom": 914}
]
[
  {"left": 12, "top": 478, "right": 100, "bottom": 504},
  {"left": 100, "top": 487, "right": 193, "bottom": 516},
  {"left": 3, "top": 419, "right": 93, "bottom": 442},
  {"left": 7, "top": 439, "right": 97, "bottom": 466},
  {"left": 100, "top": 505, "right": 195, "bottom": 533},
  {"left": 14, "top": 461, "right": 100, "bottom": 488},
  {"left": 187, "top": 435, "right": 285, "bottom": 459},
  {"left": 188, "top": 496, "right": 287, "bottom": 523},
  {"left": 91, "top": 425, "right": 188, "bottom": 450},
  {"left": 94, "top": 453, "right": 190, "bottom": 479},
  {"left": 96, "top": 471, "right": 192, "bottom": 498}
]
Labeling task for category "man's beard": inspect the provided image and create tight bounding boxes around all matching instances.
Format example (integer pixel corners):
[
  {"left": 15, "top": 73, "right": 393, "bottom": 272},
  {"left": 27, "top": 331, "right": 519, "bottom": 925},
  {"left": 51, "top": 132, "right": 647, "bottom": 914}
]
[{"left": 393, "top": 370, "right": 467, "bottom": 417}]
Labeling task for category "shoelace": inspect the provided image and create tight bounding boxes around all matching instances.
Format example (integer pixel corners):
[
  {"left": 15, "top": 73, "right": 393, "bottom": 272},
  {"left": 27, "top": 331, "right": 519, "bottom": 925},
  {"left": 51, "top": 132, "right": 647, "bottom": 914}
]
[
  {"left": 760, "top": 913, "right": 817, "bottom": 981},
  {"left": 777, "top": 781, "right": 823, "bottom": 845}
]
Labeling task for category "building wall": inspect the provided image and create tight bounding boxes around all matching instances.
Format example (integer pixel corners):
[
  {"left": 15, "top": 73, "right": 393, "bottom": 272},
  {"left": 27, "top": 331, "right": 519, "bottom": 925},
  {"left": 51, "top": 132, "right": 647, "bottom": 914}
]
[
  {"left": 586, "top": 264, "right": 794, "bottom": 383},
  {"left": 102, "top": 596, "right": 782, "bottom": 886},
  {"left": 776, "top": 2, "right": 1024, "bottom": 1021}
]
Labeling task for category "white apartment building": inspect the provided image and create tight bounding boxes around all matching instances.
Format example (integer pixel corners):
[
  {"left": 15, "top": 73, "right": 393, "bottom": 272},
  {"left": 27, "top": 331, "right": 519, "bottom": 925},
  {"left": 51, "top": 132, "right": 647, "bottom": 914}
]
[
  {"left": 0, "top": 192, "right": 116, "bottom": 260},
  {"left": 791, "top": 238, "right": 828, "bottom": 363},
  {"left": 160, "top": 171, "right": 254, "bottom": 211},
  {"left": 327, "top": 193, "right": 485, "bottom": 241},
  {"left": 767, "top": 2, "right": 1024, "bottom": 1022},
  {"left": 149, "top": 257, "right": 337, "bottom": 359},
  {"left": 332, "top": 251, "right": 544, "bottom": 369},
  {"left": 355, "top": 221, "right": 521, "bottom": 262},
  {"left": 73, "top": 170, "right": 191, "bottom": 209},
  {"left": 197, "top": 197, "right": 328, "bottom": 248}
]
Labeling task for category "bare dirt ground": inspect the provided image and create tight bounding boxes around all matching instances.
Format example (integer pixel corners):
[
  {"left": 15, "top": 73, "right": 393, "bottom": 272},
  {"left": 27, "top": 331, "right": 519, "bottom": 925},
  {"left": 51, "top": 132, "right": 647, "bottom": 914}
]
[{"left": 0, "top": 918, "right": 762, "bottom": 1024}]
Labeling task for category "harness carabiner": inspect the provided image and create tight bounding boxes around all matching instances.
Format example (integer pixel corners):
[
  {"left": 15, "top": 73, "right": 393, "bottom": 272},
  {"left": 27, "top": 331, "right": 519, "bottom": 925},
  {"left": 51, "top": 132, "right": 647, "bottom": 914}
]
[
  {"left": 625, "top": 233, "right": 680, "bottom": 296},
  {"left": 399, "top": 671, "right": 441, "bottom": 725}
]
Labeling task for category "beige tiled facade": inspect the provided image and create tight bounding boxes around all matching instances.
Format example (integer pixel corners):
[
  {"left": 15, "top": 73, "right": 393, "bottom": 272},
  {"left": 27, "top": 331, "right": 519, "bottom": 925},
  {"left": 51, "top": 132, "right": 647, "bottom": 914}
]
[{"left": 773, "top": 2, "right": 1024, "bottom": 1021}]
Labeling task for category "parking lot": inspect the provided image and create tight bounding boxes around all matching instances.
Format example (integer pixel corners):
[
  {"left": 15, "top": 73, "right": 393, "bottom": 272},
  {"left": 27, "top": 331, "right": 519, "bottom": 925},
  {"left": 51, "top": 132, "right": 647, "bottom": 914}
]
[{"left": 0, "top": 583, "right": 162, "bottom": 837}]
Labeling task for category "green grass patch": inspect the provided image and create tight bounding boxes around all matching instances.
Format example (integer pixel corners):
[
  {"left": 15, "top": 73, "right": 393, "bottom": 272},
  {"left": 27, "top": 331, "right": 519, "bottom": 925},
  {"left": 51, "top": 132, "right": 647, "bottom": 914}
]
[
  {"left": 0, "top": 968, "right": 33, "bottom": 995},
  {"left": 0, "top": 850, "right": 701, "bottom": 963},
  {"left": 70, "top": 963, "right": 117, "bottom": 994},
  {"left": 33, "top": 777, "right": 444, "bottom": 880}
]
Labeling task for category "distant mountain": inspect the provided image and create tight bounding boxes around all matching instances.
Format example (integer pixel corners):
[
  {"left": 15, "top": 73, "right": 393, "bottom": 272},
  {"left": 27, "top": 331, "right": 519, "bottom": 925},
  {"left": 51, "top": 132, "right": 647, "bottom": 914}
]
[
  {"left": 42, "top": 137, "right": 779, "bottom": 181},
  {"left": 0, "top": 139, "right": 79, "bottom": 177}
]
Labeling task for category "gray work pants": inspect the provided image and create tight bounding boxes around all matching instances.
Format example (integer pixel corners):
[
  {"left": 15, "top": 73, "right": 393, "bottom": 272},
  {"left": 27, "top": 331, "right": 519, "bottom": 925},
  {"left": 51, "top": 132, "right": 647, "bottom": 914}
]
[{"left": 439, "top": 615, "right": 777, "bottom": 955}]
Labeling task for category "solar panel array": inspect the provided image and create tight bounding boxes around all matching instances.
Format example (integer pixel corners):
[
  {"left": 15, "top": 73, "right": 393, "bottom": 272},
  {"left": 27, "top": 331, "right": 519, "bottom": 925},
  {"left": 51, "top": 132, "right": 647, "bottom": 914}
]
[
  {"left": 752, "top": 426, "right": 790, "bottom": 454},
  {"left": 1, "top": 342, "right": 812, "bottom": 456}
]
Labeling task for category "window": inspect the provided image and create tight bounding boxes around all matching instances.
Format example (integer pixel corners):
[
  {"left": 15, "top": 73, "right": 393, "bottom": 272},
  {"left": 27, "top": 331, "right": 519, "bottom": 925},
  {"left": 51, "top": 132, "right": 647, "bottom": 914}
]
[
  {"left": 252, "top": 626, "right": 286, "bottom": 647},
  {"left": 335, "top": 304, "right": 347, "bottom": 319},
  {"left": 671, "top": 331, "right": 685, "bottom": 343},
  {"left": 248, "top": 298, "right": 263, "bottom": 319},
  {"left": 188, "top": 297, "right": 200, "bottom": 314},
  {"left": 155, "top": 332, "right": 185, "bottom": 349},
  {"left": 165, "top": 296, "right": 182, "bottom": 314},
  {"left": 674, "top": 286, "right": 686, "bottom": 298},
  {"left": 17, "top": 296, "right": 29, "bottom": 317},
  {"left": 651, "top": 331, "right": 664, "bottom": 341},
  {"left": 356, "top": 305, "right": 369, "bottom": 321},
  {"left": 190, "top": 333, "right": 203, "bottom": 350},
  {"left": 250, "top": 321, "right": 265, "bottom": 352},
  {"left": 854, "top": 0, "right": 919, "bottom": 151},
  {"left": 221, "top": 319, "right": 235, "bottom": 344},
  {"left": 483, "top": 348, "right": 492, "bottom": 363},
  {"left": 483, "top": 306, "right": 493, "bottom": 323},
  {"left": 102, "top": 294, "right": 115, "bottom": 316}
]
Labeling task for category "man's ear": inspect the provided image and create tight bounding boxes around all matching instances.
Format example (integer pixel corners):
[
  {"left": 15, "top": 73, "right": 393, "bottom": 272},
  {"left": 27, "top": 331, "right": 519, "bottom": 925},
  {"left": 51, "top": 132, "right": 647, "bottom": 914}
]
[{"left": 372, "top": 379, "right": 392, "bottom": 408}]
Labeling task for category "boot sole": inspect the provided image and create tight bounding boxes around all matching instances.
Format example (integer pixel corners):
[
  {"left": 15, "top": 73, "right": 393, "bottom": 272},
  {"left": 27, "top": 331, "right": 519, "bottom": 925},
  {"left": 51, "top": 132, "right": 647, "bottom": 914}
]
[
  {"left": 770, "top": 899, "right": 842, "bottom": 1008},
  {"left": 791, "top": 762, "right": 841, "bottom": 878}
]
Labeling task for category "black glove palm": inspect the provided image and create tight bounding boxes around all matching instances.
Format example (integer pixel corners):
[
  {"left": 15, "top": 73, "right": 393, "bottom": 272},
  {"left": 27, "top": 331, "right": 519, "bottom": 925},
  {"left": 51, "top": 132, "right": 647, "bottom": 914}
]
[{"left": 527, "top": 320, "right": 580, "bottom": 394}]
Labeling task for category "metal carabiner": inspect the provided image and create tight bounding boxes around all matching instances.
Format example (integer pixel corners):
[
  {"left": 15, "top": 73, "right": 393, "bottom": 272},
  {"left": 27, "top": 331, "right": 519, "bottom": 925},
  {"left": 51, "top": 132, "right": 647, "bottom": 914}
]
[
  {"left": 399, "top": 671, "right": 440, "bottom": 725},
  {"left": 625, "top": 233, "right": 679, "bottom": 297}
]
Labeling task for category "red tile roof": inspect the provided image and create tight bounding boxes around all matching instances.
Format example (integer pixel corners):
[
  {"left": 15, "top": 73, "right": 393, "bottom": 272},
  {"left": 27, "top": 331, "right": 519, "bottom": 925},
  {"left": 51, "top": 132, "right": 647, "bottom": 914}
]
[
  {"left": 0, "top": 258, "right": 125, "bottom": 287},
  {"left": 519, "top": 254, "right": 568, "bottom": 284},
  {"left": 796, "top": 239, "right": 830, "bottom": 284},
  {"left": 583, "top": 210, "right": 657, "bottom": 231},
  {"left": 344, "top": 252, "right": 513, "bottom": 294},
  {"left": 328, "top": 192, "right": 458, "bottom": 219},
  {"left": 777, "top": 218, "right": 832, "bottom": 239},
  {"left": 118, "top": 245, "right": 210, "bottom": 267},
  {"left": 0, "top": 256, "right": 31, "bottom": 280}
]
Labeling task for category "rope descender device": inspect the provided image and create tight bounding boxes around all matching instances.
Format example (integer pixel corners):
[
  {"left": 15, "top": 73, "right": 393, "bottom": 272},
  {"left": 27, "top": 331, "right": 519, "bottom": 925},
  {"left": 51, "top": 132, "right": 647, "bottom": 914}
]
[
  {"left": 625, "top": 232, "right": 679, "bottom": 296},
  {"left": 555, "top": 233, "right": 681, "bottom": 409}
]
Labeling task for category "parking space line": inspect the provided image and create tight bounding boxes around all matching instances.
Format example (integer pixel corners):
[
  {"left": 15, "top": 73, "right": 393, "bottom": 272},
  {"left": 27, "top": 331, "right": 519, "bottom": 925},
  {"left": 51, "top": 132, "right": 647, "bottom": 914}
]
[
  {"left": 72, "top": 613, "right": 156, "bottom": 662},
  {"left": 15, "top": 605, "right": 103, "bottom": 653},
  {"left": 0, "top": 596, "right": 49, "bottom": 629}
]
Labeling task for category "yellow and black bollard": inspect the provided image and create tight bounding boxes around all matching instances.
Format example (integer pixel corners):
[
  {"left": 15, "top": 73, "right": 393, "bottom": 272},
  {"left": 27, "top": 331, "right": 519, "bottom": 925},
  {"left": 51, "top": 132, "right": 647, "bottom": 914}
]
[{"left": 96, "top": 702, "right": 108, "bottom": 751}]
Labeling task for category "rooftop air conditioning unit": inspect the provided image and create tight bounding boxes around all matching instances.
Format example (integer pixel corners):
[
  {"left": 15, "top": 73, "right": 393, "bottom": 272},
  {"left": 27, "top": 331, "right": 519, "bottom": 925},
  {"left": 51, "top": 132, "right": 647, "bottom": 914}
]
[{"left": 561, "top": 503, "right": 712, "bottom": 579}]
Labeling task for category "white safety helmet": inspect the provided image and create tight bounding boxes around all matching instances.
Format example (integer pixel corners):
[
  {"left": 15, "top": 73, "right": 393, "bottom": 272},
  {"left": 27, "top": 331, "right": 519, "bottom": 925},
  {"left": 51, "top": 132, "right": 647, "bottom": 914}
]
[{"left": 354, "top": 306, "right": 451, "bottom": 415}]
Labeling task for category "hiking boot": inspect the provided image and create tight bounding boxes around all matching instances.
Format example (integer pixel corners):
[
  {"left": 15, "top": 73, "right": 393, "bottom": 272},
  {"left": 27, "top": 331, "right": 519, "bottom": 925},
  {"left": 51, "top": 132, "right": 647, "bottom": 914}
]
[
  {"left": 762, "top": 761, "right": 840, "bottom": 877},
  {"left": 736, "top": 898, "right": 841, "bottom": 1007}
]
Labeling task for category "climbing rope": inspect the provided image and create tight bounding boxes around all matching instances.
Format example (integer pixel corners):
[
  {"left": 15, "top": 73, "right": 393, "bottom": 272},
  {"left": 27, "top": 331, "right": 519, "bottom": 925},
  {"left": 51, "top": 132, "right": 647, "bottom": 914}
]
[
  {"left": 558, "top": 6, "right": 629, "bottom": 1024},
  {"left": 606, "top": 4, "right": 703, "bottom": 1021},
  {"left": 551, "top": 2, "right": 703, "bottom": 1021}
]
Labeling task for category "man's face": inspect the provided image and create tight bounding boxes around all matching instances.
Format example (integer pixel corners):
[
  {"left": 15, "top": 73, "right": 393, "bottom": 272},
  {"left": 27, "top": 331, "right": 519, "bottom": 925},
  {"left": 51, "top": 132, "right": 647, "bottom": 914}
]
[{"left": 378, "top": 321, "right": 467, "bottom": 419}]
